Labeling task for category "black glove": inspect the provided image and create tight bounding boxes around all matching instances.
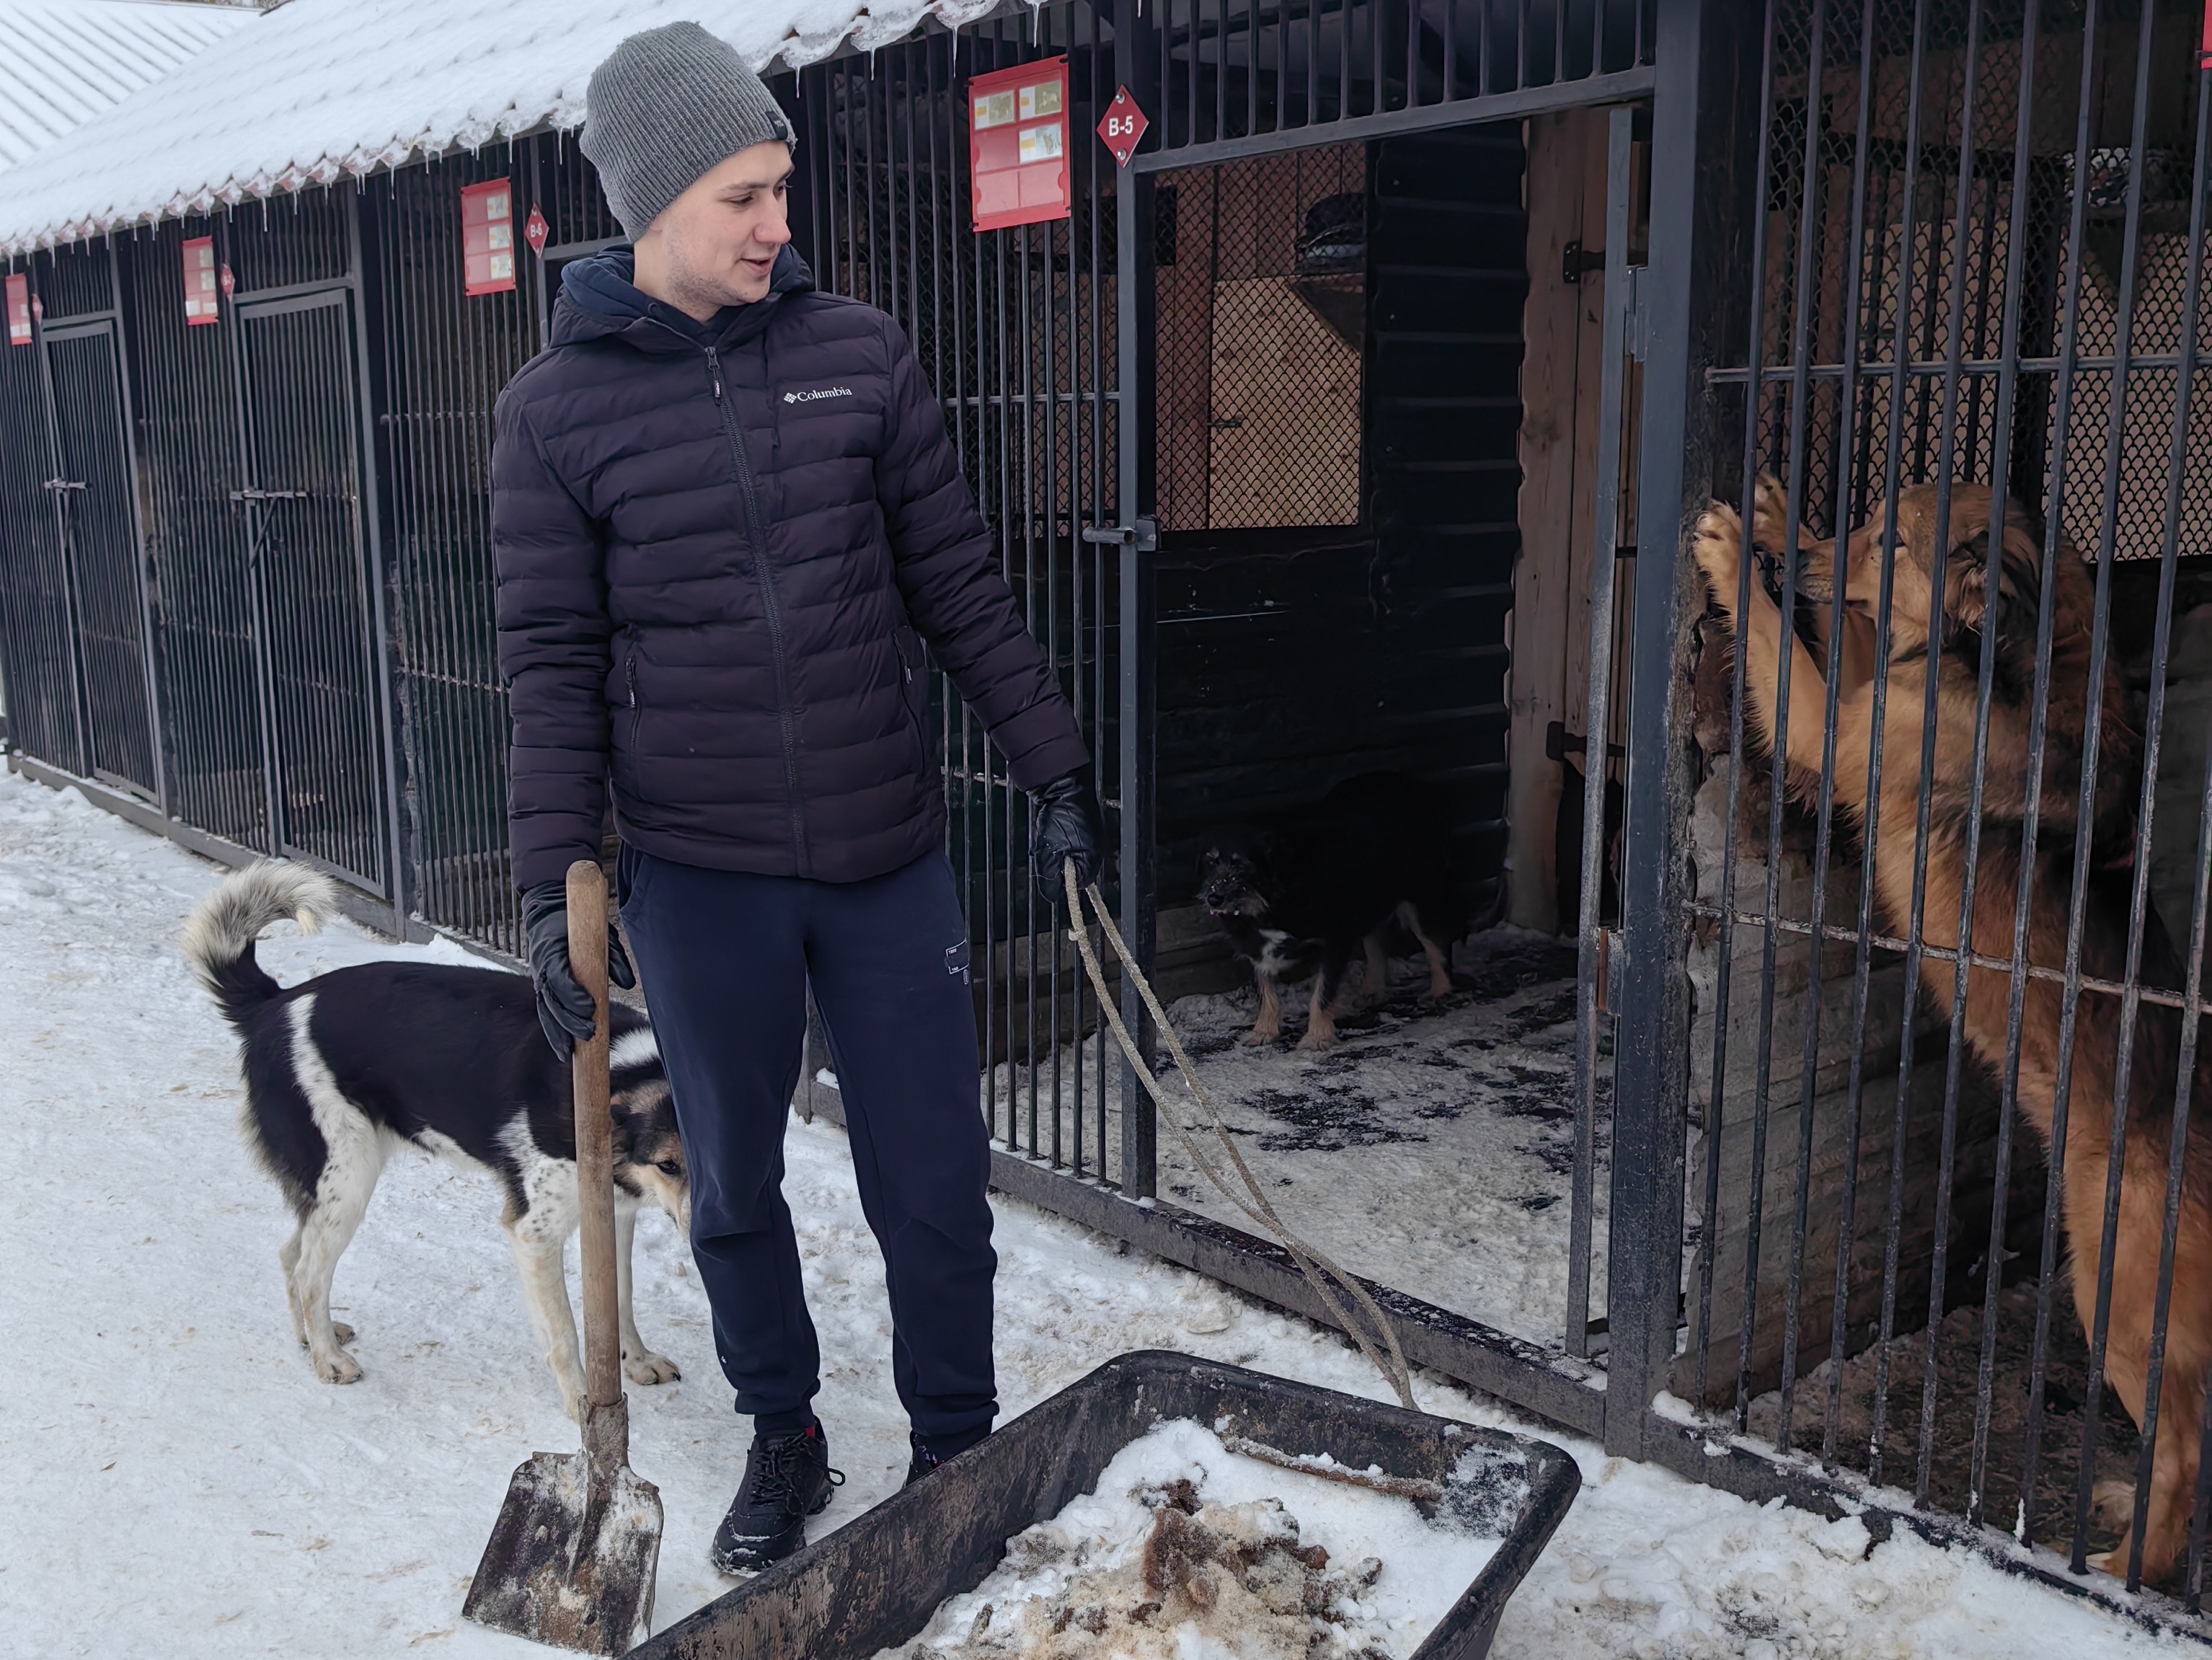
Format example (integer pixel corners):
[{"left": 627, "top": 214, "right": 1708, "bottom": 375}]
[
  {"left": 521, "top": 879, "right": 637, "bottom": 1061},
  {"left": 1030, "top": 770, "right": 1106, "bottom": 904}
]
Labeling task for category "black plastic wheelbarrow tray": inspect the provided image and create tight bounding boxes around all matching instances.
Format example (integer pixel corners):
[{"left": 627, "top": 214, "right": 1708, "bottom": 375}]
[{"left": 632, "top": 1349, "right": 1580, "bottom": 1660}]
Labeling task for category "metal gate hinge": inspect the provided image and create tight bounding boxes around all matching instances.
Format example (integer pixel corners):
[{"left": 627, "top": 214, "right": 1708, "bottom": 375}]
[
  {"left": 1562, "top": 240, "right": 1606, "bottom": 285},
  {"left": 1624, "top": 266, "right": 1650, "bottom": 363},
  {"left": 40, "top": 477, "right": 87, "bottom": 492},
  {"left": 1080, "top": 516, "right": 1158, "bottom": 552}
]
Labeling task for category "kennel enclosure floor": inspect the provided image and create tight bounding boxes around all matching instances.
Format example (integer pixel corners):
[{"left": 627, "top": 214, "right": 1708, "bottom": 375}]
[{"left": 986, "top": 930, "right": 1607, "bottom": 1353}]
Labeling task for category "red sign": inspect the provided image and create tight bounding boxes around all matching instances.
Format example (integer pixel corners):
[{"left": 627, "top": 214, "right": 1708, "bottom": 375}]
[
  {"left": 1096, "top": 87, "right": 1149, "bottom": 167},
  {"left": 6, "top": 274, "right": 28, "bottom": 346},
  {"left": 2203, "top": 2, "right": 2212, "bottom": 66},
  {"left": 182, "top": 235, "right": 220, "bottom": 325},
  {"left": 523, "top": 204, "right": 549, "bottom": 256},
  {"left": 219, "top": 263, "right": 236, "bottom": 299},
  {"left": 968, "top": 57, "right": 1070, "bottom": 233},
  {"left": 461, "top": 179, "right": 517, "bottom": 296}
]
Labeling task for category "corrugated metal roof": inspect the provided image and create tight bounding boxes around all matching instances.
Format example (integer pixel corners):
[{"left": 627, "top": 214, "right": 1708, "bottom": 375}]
[
  {"left": 0, "top": 1, "right": 255, "bottom": 173},
  {"left": 0, "top": 0, "right": 1023, "bottom": 256}
]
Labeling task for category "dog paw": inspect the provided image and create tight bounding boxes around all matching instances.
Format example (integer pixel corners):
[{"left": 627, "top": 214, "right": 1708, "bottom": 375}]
[
  {"left": 1239, "top": 1025, "right": 1279, "bottom": 1047},
  {"left": 624, "top": 1351, "right": 681, "bottom": 1386},
  {"left": 1691, "top": 503, "right": 1744, "bottom": 606},
  {"left": 1421, "top": 976, "right": 1453, "bottom": 1004},
  {"left": 2091, "top": 1478, "right": 2137, "bottom": 1529},
  {"left": 331, "top": 1322, "right": 355, "bottom": 1346},
  {"left": 313, "top": 1350, "right": 363, "bottom": 1386},
  {"left": 1294, "top": 1028, "right": 1336, "bottom": 1052},
  {"left": 1750, "top": 471, "right": 1792, "bottom": 552}
]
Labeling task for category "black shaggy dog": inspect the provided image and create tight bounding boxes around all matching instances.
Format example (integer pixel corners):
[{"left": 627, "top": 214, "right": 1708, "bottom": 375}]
[
  {"left": 1196, "top": 772, "right": 1458, "bottom": 1049},
  {"left": 184, "top": 860, "right": 690, "bottom": 1422}
]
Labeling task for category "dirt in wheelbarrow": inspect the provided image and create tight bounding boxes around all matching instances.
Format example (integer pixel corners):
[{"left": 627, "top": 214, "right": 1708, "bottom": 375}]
[{"left": 884, "top": 1420, "right": 1510, "bottom": 1660}]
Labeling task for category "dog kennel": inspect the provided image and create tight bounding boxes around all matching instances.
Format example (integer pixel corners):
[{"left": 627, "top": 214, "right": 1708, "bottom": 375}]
[
  {"left": 778, "top": 0, "right": 1653, "bottom": 1444},
  {"left": 2, "top": 0, "right": 2211, "bottom": 1630}
]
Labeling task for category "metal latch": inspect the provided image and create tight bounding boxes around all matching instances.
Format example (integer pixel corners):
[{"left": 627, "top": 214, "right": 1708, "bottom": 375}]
[
  {"left": 40, "top": 477, "right": 87, "bottom": 492},
  {"left": 1079, "top": 516, "right": 1158, "bottom": 552},
  {"left": 1623, "top": 265, "right": 1650, "bottom": 363},
  {"left": 1546, "top": 721, "right": 1626, "bottom": 764},
  {"left": 229, "top": 487, "right": 310, "bottom": 503}
]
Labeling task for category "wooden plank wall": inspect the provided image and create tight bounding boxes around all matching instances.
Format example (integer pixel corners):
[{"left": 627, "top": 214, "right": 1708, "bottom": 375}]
[
  {"left": 1505, "top": 109, "right": 1611, "bottom": 935},
  {"left": 1146, "top": 125, "right": 1528, "bottom": 912}
]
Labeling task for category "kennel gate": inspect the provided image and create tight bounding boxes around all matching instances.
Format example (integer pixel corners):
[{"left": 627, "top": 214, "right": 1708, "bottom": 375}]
[
  {"left": 0, "top": 252, "right": 162, "bottom": 803},
  {"left": 1678, "top": 0, "right": 2212, "bottom": 1611},
  {"left": 784, "top": 0, "right": 1656, "bottom": 1439}
]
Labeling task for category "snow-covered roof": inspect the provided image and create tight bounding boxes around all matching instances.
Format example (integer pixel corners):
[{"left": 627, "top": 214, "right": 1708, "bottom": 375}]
[
  {"left": 0, "top": 0, "right": 1012, "bottom": 256},
  {"left": 0, "top": 0, "right": 254, "bottom": 175}
]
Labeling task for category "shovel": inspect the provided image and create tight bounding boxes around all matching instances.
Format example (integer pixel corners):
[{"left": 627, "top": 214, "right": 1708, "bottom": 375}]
[{"left": 463, "top": 859, "right": 664, "bottom": 1654}]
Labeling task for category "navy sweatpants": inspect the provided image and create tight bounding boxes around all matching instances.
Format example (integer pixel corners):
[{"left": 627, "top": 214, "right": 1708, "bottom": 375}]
[{"left": 617, "top": 845, "right": 996, "bottom": 1451}]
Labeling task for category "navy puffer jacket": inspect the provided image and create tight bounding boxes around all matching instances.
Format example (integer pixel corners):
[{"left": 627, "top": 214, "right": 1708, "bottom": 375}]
[{"left": 492, "top": 246, "right": 1087, "bottom": 891}]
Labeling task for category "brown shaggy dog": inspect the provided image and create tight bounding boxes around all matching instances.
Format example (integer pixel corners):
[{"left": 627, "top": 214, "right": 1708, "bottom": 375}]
[{"left": 1692, "top": 474, "right": 2211, "bottom": 1581}]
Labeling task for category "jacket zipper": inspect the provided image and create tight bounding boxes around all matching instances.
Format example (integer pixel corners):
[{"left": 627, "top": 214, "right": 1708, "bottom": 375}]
[
  {"left": 707, "top": 345, "right": 808, "bottom": 870},
  {"left": 625, "top": 651, "right": 640, "bottom": 744}
]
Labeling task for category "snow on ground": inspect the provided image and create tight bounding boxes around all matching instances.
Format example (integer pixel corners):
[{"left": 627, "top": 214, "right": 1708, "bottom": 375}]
[
  {"left": 0, "top": 767, "right": 2178, "bottom": 1658},
  {"left": 1151, "top": 935, "right": 1609, "bottom": 1350},
  {"left": 986, "top": 933, "right": 1610, "bottom": 1351}
]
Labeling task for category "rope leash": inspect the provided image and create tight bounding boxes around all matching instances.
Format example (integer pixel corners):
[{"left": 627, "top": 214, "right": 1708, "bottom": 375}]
[{"left": 1060, "top": 860, "right": 1418, "bottom": 1412}]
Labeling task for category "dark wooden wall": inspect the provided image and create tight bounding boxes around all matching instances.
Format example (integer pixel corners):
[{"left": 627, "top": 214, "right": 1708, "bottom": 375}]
[{"left": 1151, "top": 123, "right": 1529, "bottom": 914}]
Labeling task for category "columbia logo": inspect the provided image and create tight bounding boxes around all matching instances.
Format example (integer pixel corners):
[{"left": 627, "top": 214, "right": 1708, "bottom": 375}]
[{"left": 784, "top": 386, "right": 854, "bottom": 404}]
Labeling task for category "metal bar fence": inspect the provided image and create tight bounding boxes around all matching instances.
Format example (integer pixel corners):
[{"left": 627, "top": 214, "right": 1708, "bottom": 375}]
[
  {"left": 1689, "top": 0, "right": 2212, "bottom": 1604},
  {"left": 371, "top": 147, "right": 547, "bottom": 957},
  {"left": 1146, "top": 0, "right": 1655, "bottom": 170},
  {"left": 795, "top": 14, "right": 1131, "bottom": 1183}
]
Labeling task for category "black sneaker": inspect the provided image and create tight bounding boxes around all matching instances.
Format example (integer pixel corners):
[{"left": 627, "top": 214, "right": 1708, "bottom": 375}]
[
  {"left": 903, "top": 1432, "right": 944, "bottom": 1488},
  {"left": 904, "top": 1429, "right": 990, "bottom": 1487},
  {"left": 712, "top": 1423, "right": 842, "bottom": 1575}
]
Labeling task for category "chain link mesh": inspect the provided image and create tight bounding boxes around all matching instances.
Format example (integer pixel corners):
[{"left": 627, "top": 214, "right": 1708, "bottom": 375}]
[{"left": 1154, "top": 144, "right": 1367, "bottom": 531}]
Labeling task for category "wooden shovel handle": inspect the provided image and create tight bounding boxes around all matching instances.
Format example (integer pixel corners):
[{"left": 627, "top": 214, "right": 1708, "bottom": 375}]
[{"left": 567, "top": 860, "right": 624, "bottom": 1421}]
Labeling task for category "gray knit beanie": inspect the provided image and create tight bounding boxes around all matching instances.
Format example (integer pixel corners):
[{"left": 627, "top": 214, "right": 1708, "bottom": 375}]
[{"left": 579, "top": 22, "right": 795, "bottom": 239}]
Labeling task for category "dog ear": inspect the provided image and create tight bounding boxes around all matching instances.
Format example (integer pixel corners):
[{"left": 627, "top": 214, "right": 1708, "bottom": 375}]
[
  {"left": 606, "top": 1103, "right": 640, "bottom": 1166},
  {"left": 1992, "top": 515, "right": 2047, "bottom": 663},
  {"left": 1942, "top": 521, "right": 2043, "bottom": 702}
]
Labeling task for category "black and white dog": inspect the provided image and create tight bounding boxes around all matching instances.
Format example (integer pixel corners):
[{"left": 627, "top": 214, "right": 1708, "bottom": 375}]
[
  {"left": 182, "top": 861, "right": 690, "bottom": 1421},
  {"left": 1198, "top": 772, "right": 1458, "bottom": 1048}
]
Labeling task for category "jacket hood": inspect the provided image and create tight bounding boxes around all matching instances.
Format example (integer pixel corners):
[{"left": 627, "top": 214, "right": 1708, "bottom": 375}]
[{"left": 551, "top": 243, "right": 815, "bottom": 350}]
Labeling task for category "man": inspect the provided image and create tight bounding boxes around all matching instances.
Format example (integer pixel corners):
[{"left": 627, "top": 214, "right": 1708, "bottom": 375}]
[{"left": 492, "top": 22, "right": 1103, "bottom": 1575}]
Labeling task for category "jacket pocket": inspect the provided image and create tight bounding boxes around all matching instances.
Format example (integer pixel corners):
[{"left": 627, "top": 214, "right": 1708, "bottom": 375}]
[
  {"left": 610, "top": 649, "right": 642, "bottom": 797},
  {"left": 891, "top": 625, "right": 929, "bottom": 728},
  {"left": 890, "top": 624, "right": 936, "bottom": 780}
]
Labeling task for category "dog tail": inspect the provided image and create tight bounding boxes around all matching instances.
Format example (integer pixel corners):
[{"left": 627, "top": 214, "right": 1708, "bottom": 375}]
[{"left": 181, "top": 860, "right": 342, "bottom": 1028}]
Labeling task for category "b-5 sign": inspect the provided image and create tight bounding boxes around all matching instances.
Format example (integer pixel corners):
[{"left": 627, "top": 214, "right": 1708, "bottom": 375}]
[
  {"left": 1096, "top": 87, "right": 1148, "bottom": 168},
  {"left": 968, "top": 58, "right": 1071, "bottom": 233}
]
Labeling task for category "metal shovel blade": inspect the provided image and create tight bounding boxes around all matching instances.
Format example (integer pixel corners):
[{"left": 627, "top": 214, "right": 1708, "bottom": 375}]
[
  {"left": 464, "top": 866, "right": 660, "bottom": 1654},
  {"left": 463, "top": 1444, "right": 663, "bottom": 1656}
]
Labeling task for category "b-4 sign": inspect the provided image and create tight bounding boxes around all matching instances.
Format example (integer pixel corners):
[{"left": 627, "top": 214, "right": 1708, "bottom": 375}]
[{"left": 968, "top": 58, "right": 1071, "bottom": 233}]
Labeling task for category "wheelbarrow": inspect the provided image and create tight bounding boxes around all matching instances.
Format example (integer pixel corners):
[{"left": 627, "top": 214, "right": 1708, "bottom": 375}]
[{"left": 631, "top": 1349, "right": 1580, "bottom": 1660}]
